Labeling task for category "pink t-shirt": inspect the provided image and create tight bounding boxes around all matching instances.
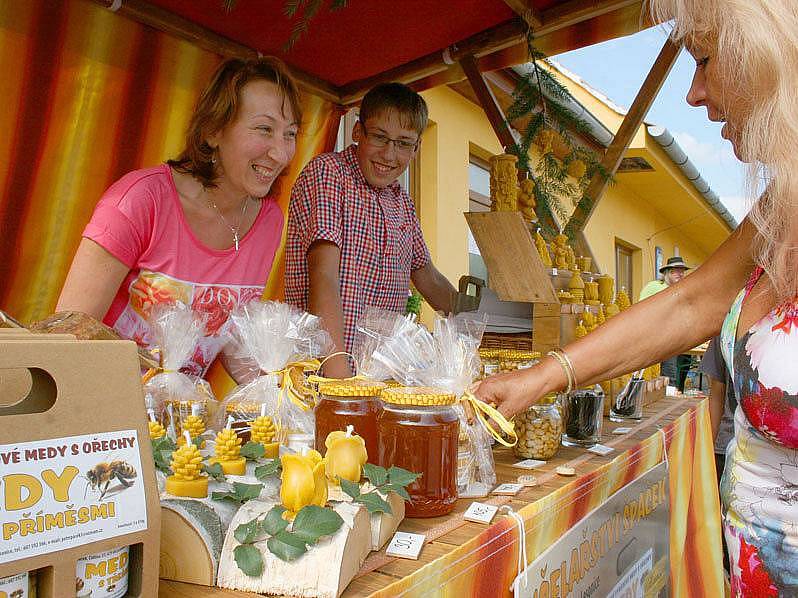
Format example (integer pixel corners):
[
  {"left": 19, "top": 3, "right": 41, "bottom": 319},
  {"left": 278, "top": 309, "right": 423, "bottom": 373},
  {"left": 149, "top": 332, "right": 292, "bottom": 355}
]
[{"left": 83, "top": 164, "right": 283, "bottom": 376}]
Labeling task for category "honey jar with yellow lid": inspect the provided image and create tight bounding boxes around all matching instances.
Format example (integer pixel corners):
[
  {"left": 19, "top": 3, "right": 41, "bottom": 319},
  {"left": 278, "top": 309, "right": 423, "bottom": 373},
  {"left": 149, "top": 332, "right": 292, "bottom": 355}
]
[{"left": 378, "top": 387, "right": 459, "bottom": 517}]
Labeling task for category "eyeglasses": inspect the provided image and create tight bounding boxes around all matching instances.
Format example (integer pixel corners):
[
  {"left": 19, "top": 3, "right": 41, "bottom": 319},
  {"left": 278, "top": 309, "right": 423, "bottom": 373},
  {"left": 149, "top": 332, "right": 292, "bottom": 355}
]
[{"left": 359, "top": 122, "right": 419, "bottom": 155}]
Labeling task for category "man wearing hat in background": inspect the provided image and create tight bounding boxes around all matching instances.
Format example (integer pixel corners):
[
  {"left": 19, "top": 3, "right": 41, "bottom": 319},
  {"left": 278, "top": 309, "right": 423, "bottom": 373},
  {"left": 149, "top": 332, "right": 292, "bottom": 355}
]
[
  {"left": 639, "top": 256, "right": 690, "bottom": 300},
  {"left": 639, "top": 256, "right": 692, "bottom": 390}
]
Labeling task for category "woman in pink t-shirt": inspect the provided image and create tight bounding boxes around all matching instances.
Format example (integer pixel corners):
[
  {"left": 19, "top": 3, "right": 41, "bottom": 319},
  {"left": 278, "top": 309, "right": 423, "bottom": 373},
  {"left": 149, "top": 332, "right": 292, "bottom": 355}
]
[{"left": 57, "top": 57, "right": 301, "bottom": 377}]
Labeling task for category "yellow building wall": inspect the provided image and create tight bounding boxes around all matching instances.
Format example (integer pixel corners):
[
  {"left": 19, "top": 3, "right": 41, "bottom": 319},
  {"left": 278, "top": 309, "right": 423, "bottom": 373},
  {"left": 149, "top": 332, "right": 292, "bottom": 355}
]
[
  {"left": 585, "top": 181, "right": 709, "bottom": 300},
  {"left": 419, "top": 86, "right": 503, "bottom": 281}
]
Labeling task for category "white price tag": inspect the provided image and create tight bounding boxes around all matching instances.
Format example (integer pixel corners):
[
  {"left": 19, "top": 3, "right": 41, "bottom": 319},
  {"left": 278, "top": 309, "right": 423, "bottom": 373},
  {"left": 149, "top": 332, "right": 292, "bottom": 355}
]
[
  {"left": 492, "top": 483, "right": 523, "bottom": 496},
  {"left": 613, "top": 427, "right": 633, "bottom": 435},
  {"left": 464, "top": 502, "right": 499, "bottom": 524},
  {"left": 513, "top": 459, "right": 546, "bottom": 470},
  {"left": 588, "top": 444, "right": 614, "bottom": 455},
  {"left": 386, "top": 532, "right": 425, "bottom": 560}
]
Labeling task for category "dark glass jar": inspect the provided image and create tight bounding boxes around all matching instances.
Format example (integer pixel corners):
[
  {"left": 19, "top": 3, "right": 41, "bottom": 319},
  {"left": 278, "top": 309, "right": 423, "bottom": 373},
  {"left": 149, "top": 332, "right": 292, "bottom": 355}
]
[
  {"left": 315, "top": 380, "right": 384, "bottom": 461},
  {"left": 378, "top": 387, "right": 459, "bottom": 518}
]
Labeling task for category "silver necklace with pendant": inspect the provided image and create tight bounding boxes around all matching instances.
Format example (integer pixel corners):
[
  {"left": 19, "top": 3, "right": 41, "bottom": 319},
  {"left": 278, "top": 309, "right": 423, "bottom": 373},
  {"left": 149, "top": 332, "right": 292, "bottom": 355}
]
[{"left": 207, "top": 196, "right": 249, "bottom": 251}]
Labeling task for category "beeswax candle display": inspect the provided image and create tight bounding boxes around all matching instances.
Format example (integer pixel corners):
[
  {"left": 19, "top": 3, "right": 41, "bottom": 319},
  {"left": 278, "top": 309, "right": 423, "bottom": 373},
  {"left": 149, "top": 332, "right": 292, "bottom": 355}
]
[
  {"left": 166, "top": 432, "right": 209, "bottom": 497},
  {"left": 219, "top": 301, "right": 332, "bottom": 445},
  {"left": 324, "top": 425, "right": 368, "bottom": 484},
  {"left": 143, "top": 302, "right": 214, "bottom": 434}
]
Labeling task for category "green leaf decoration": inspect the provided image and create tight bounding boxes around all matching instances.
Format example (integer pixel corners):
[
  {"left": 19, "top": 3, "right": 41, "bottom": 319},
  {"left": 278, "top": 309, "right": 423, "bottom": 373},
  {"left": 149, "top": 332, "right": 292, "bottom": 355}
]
[
  {"left": 192, "top": 436, "right": 204, "bottom": 449},
  {"left": 233, "top": 543, "right": 263, "bottom": 577},
  {"left": 382, "top": 483, "right": 411, "bottom": 501},
  {"left": 387, "top": 466, "right": 420, "bottom": 487},
  {"left": 260, "top": 506, "right": 290, "bottom": 537},
  {"left": 151, "top": 437, "right": 176, "bottom": 473},
  {"left": 291, "top": 505, "right": 344, "bottom": 544},
  {"left": 339, "top": 477, "right": 361, "bottom": 500},
  {"left": 267, "top": 531, "right": 309, "bottom": 562},
  {"left": 203, "top": 462, "right": 226, "bottom": 483},
  {"left": 254, "top": 459, "right": 282, "bottom": 480},
  {"left": 211, "top": 482, "right": 264, "bottom": 505},
  {"left": 356, "top": 491, "right": 393, "bottom": 515},
  {"left": 363, "top": 463, "right": 388, "bottom": 487},
  {"left": 234, "top": 519, "right": 261, "bottom": 545},
  {"left": 240, "top": 441, "right": 266, "bottom": 460}
]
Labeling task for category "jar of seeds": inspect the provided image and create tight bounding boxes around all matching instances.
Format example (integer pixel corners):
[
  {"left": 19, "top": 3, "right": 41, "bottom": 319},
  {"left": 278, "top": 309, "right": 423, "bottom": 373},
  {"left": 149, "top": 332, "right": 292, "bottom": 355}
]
[{"left": 513, "top": 395, "right": 562, "bottom": 460}]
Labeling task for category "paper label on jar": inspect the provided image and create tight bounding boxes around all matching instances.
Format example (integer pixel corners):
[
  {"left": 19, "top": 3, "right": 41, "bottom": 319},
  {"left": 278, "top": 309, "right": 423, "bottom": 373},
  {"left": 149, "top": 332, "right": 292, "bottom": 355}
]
[
  {"left": 0, "top": 431, "right": 147, "bottom": 565},
  {"left": 76, "top": 546, "right": 129, "bottom": 598},
  {"left": 0, "top": 572, "right": 28, "bottom": 598}
]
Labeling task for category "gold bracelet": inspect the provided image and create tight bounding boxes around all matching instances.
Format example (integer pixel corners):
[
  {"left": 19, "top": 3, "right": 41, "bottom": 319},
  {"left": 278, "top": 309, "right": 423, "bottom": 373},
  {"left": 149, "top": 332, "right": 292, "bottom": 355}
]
[
  {"left": 546, "top": 350, "right": 575, "bottom": 393},
  {"left": 558, "top": 349, "right": 578, "bottom": 390}
]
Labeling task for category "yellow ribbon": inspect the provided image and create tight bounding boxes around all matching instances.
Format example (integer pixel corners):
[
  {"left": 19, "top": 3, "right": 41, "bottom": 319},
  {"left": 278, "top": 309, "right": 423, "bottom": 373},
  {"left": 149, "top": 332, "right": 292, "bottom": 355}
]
[
  {"left": 460, "top": 390, "right": 517, "bottom": 447},
  {"left": 270, "top": 359, "right": 322, "bottom": 412}
]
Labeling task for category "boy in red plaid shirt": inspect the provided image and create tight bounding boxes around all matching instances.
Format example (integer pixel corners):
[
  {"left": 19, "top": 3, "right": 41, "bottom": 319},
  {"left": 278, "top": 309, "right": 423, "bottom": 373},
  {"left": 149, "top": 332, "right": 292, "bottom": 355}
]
[{"left": 285, "top": 83, "right": 456, "bottom": 377}]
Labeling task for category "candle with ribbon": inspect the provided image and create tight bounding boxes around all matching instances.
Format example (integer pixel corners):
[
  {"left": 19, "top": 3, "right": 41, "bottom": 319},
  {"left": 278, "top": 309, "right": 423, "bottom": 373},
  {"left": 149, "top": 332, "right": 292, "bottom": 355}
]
[{"left": 218, "top": 301, "right": 332, "bottom": 447}]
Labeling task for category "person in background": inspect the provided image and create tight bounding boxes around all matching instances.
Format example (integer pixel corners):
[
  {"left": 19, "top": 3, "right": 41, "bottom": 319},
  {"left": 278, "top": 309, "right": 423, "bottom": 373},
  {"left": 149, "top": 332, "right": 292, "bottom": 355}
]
[
  {"left": 285, "top": 82, "right": 456, "bottom": 377},
  {"left": 57, "top": 57, "right": 300, "bottom": 377},
  {"left": 700, "top": 335, "right": 736, "bottom": 573},
  {"left": 639, "top": 256, "right": 692, "bottom": 390},
  {"left": 477, "top": 0, "right": 798, "bottom": 593}
]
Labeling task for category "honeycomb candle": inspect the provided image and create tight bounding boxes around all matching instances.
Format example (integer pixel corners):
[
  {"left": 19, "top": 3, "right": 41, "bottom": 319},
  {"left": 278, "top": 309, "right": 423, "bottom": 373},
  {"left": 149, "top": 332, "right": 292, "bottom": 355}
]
[
  {"left": 76, "top": 546, "right": 129, "bottom": 598},
  {"left": 0, "top": 571, "right": 33, "bottom": 598}
]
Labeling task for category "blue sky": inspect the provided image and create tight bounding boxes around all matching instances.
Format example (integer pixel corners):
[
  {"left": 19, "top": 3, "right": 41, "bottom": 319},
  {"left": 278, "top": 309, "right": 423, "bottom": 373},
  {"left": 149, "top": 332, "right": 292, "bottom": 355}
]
[{"left": 552, "top": 26, "right": 750, "bottom": 223}]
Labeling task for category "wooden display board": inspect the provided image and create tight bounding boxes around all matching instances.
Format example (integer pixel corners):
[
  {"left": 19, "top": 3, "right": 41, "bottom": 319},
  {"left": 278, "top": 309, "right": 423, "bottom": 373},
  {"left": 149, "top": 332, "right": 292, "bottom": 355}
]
[
  {"left": 0, "top": 336, "right": 160, "bottom": 597},
  {"left": 464, "top": 211, "right": 557, "bottom": 304}
]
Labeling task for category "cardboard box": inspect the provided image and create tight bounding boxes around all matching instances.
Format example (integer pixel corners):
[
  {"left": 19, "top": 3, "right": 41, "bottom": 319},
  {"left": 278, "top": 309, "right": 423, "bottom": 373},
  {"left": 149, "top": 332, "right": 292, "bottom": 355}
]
[{"left": 0, "top": 338, "right": 160, "bottom": 597}]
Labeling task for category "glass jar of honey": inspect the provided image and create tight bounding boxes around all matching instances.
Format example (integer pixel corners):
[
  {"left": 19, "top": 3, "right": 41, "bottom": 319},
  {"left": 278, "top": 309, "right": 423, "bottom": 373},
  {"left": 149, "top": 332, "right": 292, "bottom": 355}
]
[
  {"left": 378, "top": 387, "right": 459, "bottom": 518},
  {"left": 315, "top": 379, "right": 385, "bottom": 461}
]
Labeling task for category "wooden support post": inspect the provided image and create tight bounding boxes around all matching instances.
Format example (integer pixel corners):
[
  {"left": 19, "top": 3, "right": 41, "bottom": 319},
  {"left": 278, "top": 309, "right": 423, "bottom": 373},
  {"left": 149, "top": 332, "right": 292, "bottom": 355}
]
[
  {"left": 459, "top": 54, "right": 517, "bottom": 152},
  {"left": 501, "top": 0, "right": 543, "bottom": 28},
  {"left": 565, "top": 36, "right": 681, "bottom": 237}
]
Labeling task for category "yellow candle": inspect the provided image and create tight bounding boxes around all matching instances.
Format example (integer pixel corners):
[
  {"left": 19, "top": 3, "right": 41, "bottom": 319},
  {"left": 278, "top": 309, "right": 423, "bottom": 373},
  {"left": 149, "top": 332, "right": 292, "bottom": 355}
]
[
  {"left": 324, "top": 425, "right": 368, "bottom": 484},
  {"left": 209, "top": 424, "right": 246, "bottom": 476},
  {"left": 280, "top": 449, "right": 327, "bottom": 519},
  {"left": 251, "top": 415, "right": 279, "bottom": 458},
  {"left": 148, "top": 420, "right": 166, "bottom": 440},
  {"left": 165, "top": 437, "right": 208, "bottom": 498}
]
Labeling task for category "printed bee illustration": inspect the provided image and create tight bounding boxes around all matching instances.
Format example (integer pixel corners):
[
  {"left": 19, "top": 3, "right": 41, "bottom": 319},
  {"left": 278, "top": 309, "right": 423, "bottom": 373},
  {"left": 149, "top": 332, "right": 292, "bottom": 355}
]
[
  {"left": 11, "top": 590, "right": 24, "bottom": 598},
  {"left": 76, "top": 577, "right": 84, "bottom": 591},
  {"left": 85, "top": 460, "right": 137, "bottom": 500}
]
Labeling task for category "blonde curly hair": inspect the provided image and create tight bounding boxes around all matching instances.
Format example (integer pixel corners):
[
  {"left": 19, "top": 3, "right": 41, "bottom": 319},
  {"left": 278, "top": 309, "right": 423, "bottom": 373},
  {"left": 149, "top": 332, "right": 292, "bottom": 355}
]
[{"left": 647, "top": 0, "right": 798, "bottom": 300}]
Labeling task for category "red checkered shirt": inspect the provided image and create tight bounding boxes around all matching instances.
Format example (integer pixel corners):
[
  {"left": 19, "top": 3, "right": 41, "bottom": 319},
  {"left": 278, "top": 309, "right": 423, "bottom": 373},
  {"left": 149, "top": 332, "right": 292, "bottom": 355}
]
[{"left": 285, "top": 144, "right": 431, "bottom": 352}]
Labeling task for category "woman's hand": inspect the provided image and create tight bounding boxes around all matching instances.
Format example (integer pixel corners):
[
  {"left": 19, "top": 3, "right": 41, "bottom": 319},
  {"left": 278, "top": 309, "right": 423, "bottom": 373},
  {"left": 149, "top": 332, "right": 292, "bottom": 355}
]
[{"left": 475, "top": 358, "right": 563, "bottom": 418}]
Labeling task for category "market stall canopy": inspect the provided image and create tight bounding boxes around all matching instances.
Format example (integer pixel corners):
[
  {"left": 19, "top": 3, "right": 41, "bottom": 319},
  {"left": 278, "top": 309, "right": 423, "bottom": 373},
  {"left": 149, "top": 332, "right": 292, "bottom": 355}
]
[{"left": 104, "top": 0, "right": 648, "bottom": 104}]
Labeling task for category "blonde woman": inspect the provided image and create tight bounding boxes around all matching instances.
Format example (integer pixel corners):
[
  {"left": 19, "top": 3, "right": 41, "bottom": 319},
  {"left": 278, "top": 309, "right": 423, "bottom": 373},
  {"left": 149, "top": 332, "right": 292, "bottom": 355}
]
[{"left": 477, "top": 1, "right": 798, "bottom": 594}]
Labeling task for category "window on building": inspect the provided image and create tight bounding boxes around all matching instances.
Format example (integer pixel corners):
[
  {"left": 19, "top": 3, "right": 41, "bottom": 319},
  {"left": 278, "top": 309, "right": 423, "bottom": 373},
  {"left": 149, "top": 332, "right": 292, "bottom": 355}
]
[
  {"left": 615, "top": 242, "right": 634, "bottom": 297},
  {"left": 468, "top": 157, "right": 491, "bottom": 282},
  {"left": 654, "top": 246, "right": 664, "bottom": 280}
]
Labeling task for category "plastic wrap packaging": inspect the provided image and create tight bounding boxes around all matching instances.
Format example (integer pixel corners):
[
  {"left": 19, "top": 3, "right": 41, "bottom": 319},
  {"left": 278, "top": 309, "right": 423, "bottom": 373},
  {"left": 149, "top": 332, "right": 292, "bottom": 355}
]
[
  {"left": 219, "top": 301, "right": 332, "bottom": 443},
  {"left": 143, "top": 302, "right": 214, "bottom": 440},
  {"left": 353, "top": 308, "right": 499, "bottom": 497}
]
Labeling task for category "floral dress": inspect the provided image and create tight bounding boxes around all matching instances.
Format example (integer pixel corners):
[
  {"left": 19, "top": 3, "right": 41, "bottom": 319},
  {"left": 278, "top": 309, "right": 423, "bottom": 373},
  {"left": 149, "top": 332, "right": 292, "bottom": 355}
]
[{"left": 719, "top": 267, "right": 798, "bottom": 597}]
